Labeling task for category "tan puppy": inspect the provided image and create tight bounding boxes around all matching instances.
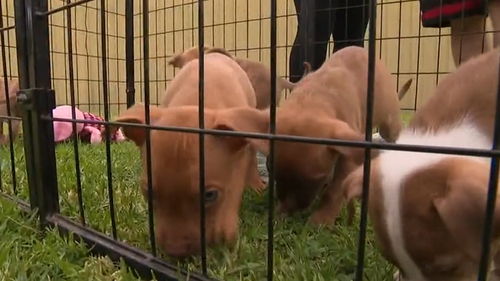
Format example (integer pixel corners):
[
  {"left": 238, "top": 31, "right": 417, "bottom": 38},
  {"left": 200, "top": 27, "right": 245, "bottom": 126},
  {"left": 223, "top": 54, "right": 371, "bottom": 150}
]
[
  {"left": 0, "top": 79, "right": 20, "bottom": 144},
  {"left": 167, "top": 45, "right": 300, "bottom": 110},
  {"left": 113, "top": 52, "right": 270, "bottom": 259},
  {"left": 343, "top": 47, "right": 500, "bottom": 280},
  {"left": 272, "top": 46, "right": 413, "bottom": 227}
]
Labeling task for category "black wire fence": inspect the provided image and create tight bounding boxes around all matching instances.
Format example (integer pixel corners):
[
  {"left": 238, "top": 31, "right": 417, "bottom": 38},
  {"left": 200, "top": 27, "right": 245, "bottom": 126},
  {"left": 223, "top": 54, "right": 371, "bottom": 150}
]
[{"left": 0, "top": 0, "right": 499, "bottom": 280}]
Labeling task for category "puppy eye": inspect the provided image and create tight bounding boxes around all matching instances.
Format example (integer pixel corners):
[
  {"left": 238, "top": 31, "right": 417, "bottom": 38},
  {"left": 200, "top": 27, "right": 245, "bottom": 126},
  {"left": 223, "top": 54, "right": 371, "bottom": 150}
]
[{"left": 204, "top": 190, "right": 219, "bottom": 203}]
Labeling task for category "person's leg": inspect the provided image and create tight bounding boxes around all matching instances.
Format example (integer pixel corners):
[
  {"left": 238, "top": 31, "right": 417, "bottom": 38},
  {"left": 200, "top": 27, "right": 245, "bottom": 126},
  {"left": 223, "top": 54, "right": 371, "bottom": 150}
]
[
  {"left": 312, "top": 0, "right": 337, "bottom": 69},
  {"left": 450, "top": 16, "right": 492, "bottom": 66},
  {"left": 489, "top": 0, "right": 500, "bottom": 47},
  {"left": 332, "top": 0, "right": 370, "bottom": 53},
  {"left": 419, "top": 0, "right": 491, "bottom": 66},
  {"left": 289, "top": 0, "right": 303, "bottom": 82},
  {"left": 289, "top": 0, "right": 336, "bottom": 82}
]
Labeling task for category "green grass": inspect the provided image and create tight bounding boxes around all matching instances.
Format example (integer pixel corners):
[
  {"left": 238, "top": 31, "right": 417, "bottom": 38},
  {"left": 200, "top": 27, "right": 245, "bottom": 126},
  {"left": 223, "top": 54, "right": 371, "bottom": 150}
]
[
  {"left": 0, "top": 111, "right": 414, "bottom": 281},
  {"left": 0, "top": 197, "right": 142, "bottom": 280}
]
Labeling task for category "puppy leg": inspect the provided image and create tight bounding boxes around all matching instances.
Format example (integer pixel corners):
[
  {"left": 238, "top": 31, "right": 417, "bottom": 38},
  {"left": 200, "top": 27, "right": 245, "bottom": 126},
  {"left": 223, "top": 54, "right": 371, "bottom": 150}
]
[
  {"left": 0, "top": 120, "right": 7, "bottom": 145},
  {"left": 0, "top": 119, "right": 20, "bottom": 145},
  {"left": 0, "top": 104, "right": 12, "bottom": 144},
  {"left": 8, "top": 119, "right": 21, "bottom": 142},
  {"left": 245, "top": 147, "right": 267, "bottom": 195},
  {"left": 309, "top": 157, "right": 356, "bottom": 227},
  {"left": 450, "top": 15, "right": 492, "bottom": 66}
]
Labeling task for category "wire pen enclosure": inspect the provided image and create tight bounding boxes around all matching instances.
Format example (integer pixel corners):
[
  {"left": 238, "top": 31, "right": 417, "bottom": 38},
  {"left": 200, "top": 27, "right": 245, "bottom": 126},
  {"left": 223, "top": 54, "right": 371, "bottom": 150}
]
[{"left": 0, "top": 0, "right": 499, "bottom": 280}]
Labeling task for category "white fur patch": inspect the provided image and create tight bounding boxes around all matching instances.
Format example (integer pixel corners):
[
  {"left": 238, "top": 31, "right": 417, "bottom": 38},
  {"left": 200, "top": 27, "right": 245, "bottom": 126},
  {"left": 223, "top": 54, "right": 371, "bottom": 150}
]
[{"left": 378, "top": 119, "right": 492, "bottom": 280}]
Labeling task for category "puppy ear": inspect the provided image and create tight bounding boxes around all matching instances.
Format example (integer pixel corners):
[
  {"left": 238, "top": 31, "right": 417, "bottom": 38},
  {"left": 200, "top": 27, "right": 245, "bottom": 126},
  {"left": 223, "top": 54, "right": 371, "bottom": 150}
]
[
  {"left": 205, "top": 47, "right": 234, "bottom": 59},
  {"left": 320, "top": 119, "right": 379, "bottom": 164},
  {"left": 168, "top": 46, "right": 209, "bottom": 68},
  {"left": 397, "top": 78, "right": 413, "bottom": 100},
  {"left": 434, "top": 176, "right": 500, "bottom": 260},
  {"left": 111, "top": 103, "right": 164, "bottom": 146},
  {"left": 213, "top": 107, "right": 270, "bottom": 155},
  {"left": 167, "top": 53, "right": 184, "bottom": 68},
  {"left": 198, "top": 45, "right": 212, "bottom": 53}
]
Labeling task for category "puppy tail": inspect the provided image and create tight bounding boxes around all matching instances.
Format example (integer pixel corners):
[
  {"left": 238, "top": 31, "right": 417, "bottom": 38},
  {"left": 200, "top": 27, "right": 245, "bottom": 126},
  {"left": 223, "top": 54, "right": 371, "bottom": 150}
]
[
  {"left": 303, "top": 61, "right": 312, "bottom": 76},
  {"left": 278, "top": 61, "right": 312, "bottom": 91},
  {"left": 397, "top": 78, "right": 413, "bottom": 100}
]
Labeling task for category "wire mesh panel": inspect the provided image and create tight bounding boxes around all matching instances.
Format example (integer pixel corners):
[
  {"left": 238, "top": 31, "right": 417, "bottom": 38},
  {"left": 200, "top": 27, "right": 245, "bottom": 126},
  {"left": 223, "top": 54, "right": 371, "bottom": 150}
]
[
  {"left": 3, "top": 0, "right": 500, "bottom": 280},
  {"left": 0, "top": 1, "right": 24, "bottom": 205}
]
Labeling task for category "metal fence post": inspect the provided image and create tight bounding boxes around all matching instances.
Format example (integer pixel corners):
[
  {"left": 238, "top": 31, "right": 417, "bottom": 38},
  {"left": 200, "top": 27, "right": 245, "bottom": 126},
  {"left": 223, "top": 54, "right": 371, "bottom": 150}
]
[
  {"left": 17, "top": 89, "right": 58, "bottom": 223},
  {"left": 125, "top": 0, "right": 135, "bottom": 108},
  {"left": 14, "top": 0, "right": 59, "bottom": 227}
]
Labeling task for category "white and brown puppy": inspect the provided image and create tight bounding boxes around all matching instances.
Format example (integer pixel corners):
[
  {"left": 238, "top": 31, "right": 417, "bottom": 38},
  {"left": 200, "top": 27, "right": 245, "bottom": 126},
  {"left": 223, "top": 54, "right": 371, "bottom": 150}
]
[
  {"left": 344, "top": 47, "right": 500, "bottom": 280},
  {"left": 271, "top": 46, "right": 413, "bottom": 227}
]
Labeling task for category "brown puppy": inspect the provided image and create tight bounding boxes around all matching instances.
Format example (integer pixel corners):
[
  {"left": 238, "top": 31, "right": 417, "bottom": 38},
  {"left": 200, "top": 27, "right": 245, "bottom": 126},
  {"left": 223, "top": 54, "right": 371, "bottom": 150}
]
[
  {"left": 343, "top": 47, "right": 500, "bottom": 280},
  {"left": 168, "top": 45, "right": 301, "bottom": 110},
  {"left": 113, "top": 52, "right": 270, "bottom": 259},
  {"left": 272, "top": 46, "right": 413, "bottom": 227},
  {"left": 0, "top": 79, "right": 20, "bottom": 144}
]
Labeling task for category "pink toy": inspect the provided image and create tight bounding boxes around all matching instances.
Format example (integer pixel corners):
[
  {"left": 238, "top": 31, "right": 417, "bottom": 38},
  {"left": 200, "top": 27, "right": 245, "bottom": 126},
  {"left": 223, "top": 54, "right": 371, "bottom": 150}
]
[{"left": 52, "top": 105, "right": 126, "bottom": 144}]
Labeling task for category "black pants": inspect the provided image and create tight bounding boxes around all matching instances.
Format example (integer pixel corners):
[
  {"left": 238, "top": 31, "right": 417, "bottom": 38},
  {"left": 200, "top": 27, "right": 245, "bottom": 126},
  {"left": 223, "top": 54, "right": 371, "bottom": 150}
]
[{"left": 289, "top": 0, "right": 370, "bottom": 82}]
